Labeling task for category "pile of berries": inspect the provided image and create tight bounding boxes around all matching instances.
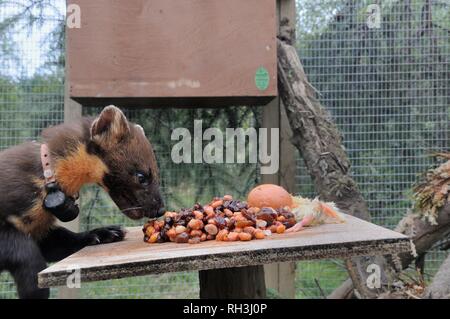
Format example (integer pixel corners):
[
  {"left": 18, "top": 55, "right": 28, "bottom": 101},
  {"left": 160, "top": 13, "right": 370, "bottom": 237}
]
[{"left": 143, "top": 195, "right": 297, "bottom": 244}]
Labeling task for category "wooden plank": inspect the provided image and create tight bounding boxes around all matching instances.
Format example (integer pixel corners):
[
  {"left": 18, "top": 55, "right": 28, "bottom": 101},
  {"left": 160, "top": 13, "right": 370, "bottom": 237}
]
[
  {"left": 67, "top": 0, "right": 277, "bottom": 107},
  {"left": 38, "top": 214, "right": 411, "bottom": 288}
]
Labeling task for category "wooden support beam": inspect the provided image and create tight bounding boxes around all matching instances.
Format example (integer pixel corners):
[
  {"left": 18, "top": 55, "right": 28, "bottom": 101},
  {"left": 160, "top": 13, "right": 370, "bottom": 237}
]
[
  {"left": 263, "top": 0, "right": 297, "bottom": 299},
  {"left": 199, "top": 266, "right": 266, "bottom": 299}
]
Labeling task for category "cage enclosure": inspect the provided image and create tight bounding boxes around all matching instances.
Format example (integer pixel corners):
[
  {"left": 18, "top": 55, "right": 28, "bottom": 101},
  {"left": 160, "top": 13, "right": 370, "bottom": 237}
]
[{"left": 67, "top": 0, "right": 277, "bottom": 108}]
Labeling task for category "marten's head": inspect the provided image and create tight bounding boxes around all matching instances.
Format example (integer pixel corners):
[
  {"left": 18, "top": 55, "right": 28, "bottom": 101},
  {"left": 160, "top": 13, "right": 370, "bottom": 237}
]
[{"left": 90, "top": 105, "right": 164, "bottom": 219}]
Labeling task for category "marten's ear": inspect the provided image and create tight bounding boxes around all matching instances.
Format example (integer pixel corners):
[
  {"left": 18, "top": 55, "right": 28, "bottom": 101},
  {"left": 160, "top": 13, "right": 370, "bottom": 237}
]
[{"left": 91, "top": 105, "right": 130, "bottom": 145}]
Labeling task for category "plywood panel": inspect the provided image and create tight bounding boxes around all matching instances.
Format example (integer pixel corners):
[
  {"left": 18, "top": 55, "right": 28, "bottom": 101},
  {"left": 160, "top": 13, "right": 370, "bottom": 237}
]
[
  {"left": 67, "top": 0, "right": 277, "bottom": 107},
  {"left": 39, "top": 214, "right": 411, "bottom": 287}
]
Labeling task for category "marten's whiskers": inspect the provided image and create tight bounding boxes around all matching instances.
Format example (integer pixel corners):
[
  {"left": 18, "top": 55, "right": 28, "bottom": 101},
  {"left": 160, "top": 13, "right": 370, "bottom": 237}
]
[{"left": 121, "top": 206, "right": 143, "bottom": 213}]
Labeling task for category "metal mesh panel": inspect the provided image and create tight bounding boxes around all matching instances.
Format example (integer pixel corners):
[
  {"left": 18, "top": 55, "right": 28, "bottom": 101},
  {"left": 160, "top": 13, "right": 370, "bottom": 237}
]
[
  {"left": 294, "top": 0, "right": 450, "bottom": 297},
  {"left": 0, "top": 0, "right": 65, "bottom": 298}
]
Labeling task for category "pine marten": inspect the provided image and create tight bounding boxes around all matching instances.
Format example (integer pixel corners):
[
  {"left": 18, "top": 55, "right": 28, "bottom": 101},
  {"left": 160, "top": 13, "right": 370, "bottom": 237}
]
[{"left": 0, "top": 105, "right": 164, "bottom": 298}]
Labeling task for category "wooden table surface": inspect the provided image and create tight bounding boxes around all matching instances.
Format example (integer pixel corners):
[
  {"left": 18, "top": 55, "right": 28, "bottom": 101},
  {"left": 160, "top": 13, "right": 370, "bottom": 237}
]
[{"left": 38, "top": 214, "right": 411, "bottom": 288}]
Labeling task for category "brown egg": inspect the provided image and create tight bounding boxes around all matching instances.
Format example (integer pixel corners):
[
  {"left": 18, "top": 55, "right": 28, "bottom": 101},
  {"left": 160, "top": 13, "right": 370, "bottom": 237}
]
[{"left": 247, "top": 184, "right": 293, "bottom": 209}]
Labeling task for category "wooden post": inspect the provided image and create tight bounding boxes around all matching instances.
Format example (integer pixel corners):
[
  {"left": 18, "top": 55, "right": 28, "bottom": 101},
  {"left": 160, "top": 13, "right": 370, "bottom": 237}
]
[
  {"left": 56, "top": 18, "right": 82, "bottom": 299},
  {"left": 199, "top": 266, "right": 266, "bottom": 299},
  {"left": 262, "top": 0, "right": 297, "bottom": 299}
]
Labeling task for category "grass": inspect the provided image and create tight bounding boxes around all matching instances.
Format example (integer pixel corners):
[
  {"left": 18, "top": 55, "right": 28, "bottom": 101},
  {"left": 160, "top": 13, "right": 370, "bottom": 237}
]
[
  {"left": 295, "top": 260, "right": 348, "bottom": 299},
  {"left": 78, "top": 272, "right": 199, "bottom": 299}
]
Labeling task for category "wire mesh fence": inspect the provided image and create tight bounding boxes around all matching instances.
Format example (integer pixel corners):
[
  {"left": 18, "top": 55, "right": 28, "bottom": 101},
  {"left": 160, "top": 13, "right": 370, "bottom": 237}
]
[
  {"left": 1, "top": 0, "right": 449, "bottom": 298},
  {"left": 294, "top": 0, "right": 450, "bottom": 297}
]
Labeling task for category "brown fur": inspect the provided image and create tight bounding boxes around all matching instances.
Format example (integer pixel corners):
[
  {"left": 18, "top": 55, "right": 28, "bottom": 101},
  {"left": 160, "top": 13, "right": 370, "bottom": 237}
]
[
  {"left": 55, "top": 144, "right": 108, "bottom": 196},
  {"left": 0, "top": 105, "right": 163, "bottom": 299},
  {"left": 7, "top": 178, "right": 55, "bottom": 239},
  {"left": 0, "top": 105, "right": 163, "bottom": 238}
]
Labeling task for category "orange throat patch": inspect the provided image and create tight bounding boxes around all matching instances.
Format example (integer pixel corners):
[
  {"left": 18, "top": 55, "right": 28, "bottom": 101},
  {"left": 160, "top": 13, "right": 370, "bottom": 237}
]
[{"left": 54, "top": 144, "right": 108, "bottom": 196}]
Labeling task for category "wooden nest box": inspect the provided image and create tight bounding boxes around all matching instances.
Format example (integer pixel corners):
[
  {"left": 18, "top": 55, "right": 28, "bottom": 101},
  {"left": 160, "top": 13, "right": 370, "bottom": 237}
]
[{"left": 67, "top": 0, "right": 277, "bottom": 108}]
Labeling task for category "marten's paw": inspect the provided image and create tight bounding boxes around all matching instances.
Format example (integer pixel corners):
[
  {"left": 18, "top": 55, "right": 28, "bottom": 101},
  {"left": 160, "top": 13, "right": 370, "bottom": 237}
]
[{"left": 86, "top": 226, "right": 126, "bottom": 245}]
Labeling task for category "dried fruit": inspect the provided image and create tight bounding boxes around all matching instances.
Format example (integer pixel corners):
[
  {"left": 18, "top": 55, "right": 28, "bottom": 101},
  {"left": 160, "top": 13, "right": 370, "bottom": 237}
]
[
  {"left": 285, "top": 217, "right": 297, "bottom": 228},
  {"left": 190, "top": 229, "right": 203, "bottom": 238},
  {"left": 187, "top": 218, "right": 204, "bottom": 230},
  {"left": 254, "top": 229, "right": 265, "bottom": 239},
  {"left": 203, "top": 205, "right": 214, "bottom": 215},
  {"left": 248, "top": 207, "right": 260, "bottom": 214},
  {"left": 224, "top": 208, "right": 234, "bottom": 217},
  {"left": 269, "top": 225, "right": 278, "bottom": 233},
  {"left": 276, "top": 224, "right": 286, "bottom": 234},
  {"left": 238, "top": 232, "right": 252, "bottom": 241},
  {"left": 148, "top": 232, "right": 159, "bottom": 243},
  {"left": 175, "top": 225, "right": 187, "bottom": 234},
  {"left": 226, "top": 217, "right": 235, "bottom": 228},
  {"left": 154, "top": 220, "right": 165, "bottom": 231},
  {"left": 235, "top": 220, "right": 253, "bottom": 228},
  {"left": 216, "top": 229, "right": 229, "bottom": 241},
  {"left": 243, "top": 226, "right": 256, "bottom": 236},
  {"left": 204, "top": 224, "right": 218, "bottom": 235},
  {"left": 143, "top": 193, "right": 298, "bottom": 245},
  {"left": 164, "top": 217, "right": 174, "bottom": 226},
  {"left": 156, "top": 232, "right": 166, "bottom": 243},
  {"left": 175, "top": 232, "right": 189, "bottom": 243},
  {"left": 211, "top": 200, "right": 224, "bottom": 208},
  {"left": 188, "top": 237, "right": 201, "bottom": 244},
  {"left": 223, "top": 194, "right": 233, "bottom": 201},
  {"left": 207, "top": 218, "right": 217, "bottom": 225},
  {"left": 256, "top": 207, "right": 277, "bottom": 225},
  {"left": 145, "top": 226, "right": 156, "bottom": 237},
  {"left": 193, "top": 210, "right": 204, "bottom": 219},
  {"left": 164, "top": 211, "right": 177, "bottom": 218},
  {"left": 215, "top": 216, "right": 227, "bottom": 229},
  {"left": 256, "top": 219, "right": 267, "bottom": 229},
  {"left": 227, "top": 232, "right": 239, "bottom": 241},
  {"left": 166, "top": 227, "right": 177, "bottom": 238}
]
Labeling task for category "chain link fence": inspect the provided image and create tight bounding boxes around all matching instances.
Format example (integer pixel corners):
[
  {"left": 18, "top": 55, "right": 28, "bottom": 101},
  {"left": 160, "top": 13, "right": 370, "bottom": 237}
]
[{"left": 1, "top": 0, "right": 449, "bottom": 298}]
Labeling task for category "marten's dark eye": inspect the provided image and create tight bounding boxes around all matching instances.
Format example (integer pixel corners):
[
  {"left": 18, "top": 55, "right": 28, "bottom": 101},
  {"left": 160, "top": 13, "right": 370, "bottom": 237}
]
[{"left": 136, "top": 172, "right": 149, "bottom": 187}]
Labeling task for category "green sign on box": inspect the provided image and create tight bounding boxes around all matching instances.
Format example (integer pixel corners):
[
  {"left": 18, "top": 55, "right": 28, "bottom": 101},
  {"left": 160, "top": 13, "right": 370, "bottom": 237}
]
[{"left": 255, "top": 67, "right": 270, "bottom": 91}]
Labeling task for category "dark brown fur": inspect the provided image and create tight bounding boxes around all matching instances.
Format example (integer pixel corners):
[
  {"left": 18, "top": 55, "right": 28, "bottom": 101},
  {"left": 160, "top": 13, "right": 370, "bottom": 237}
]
[{"left": 0, "top": 106, "right": 163, "bottom": 298}]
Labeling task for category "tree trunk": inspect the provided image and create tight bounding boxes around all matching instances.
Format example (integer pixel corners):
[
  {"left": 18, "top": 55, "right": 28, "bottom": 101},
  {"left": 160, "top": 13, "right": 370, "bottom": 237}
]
[{"left": 396, "top": 203, "right": 450, "bottom": 269}]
